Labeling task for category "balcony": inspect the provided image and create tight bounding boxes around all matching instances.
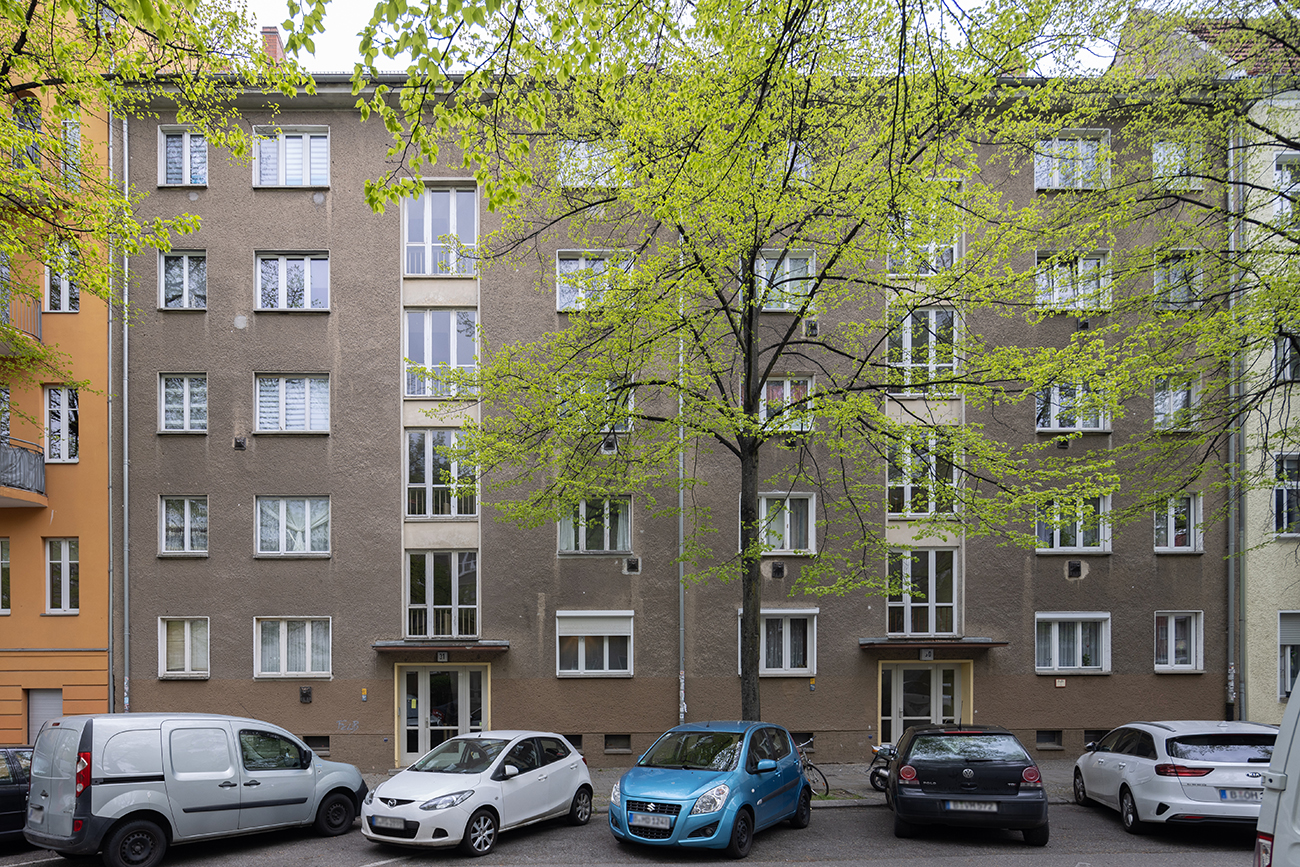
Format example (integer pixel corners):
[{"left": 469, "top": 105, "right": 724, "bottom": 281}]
[
  {"left": 0, "top": 293, "right": 42, "bottom": 354},
  {"left": 0, "top": 438, "right": 46, "bottom": 507}
]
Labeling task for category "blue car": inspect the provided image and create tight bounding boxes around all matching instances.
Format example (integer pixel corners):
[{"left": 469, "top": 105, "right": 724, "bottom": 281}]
[{"left": 608, "top": 721, "right": 811, "bottom": 857}]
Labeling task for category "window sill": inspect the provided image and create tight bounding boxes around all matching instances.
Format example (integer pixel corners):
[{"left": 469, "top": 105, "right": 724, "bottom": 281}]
[
  {"left": 1154, "top": 667, "right": 1204, "bottom": 674},
  {"left": 1154, "top": 547, "right": 1203, "bottom": 555},
  {"left": 42, "top": 310, "right": 79, "bottom": 315},
  {"left": 404, "top": 394, "right": 473, "bottom": 401},
  {"left": 251, "top": 430, "right": 330, "bottom": 436},
  {"left": 158, "top": 552, "right": 208, "bottom": 559},
  {"left": 1036, "top": 668, "right": 1109, "bottom": 675},
  {"left": 252, "top": 184, "right": 331, "bottom": 191},
  {"left": 759, "top": 670, "right": 816, "bottom": 677},
  {"left": 253, "top": 673, "right": 333, "bottom": 680},
  {"left": 558, "top": 551, "right": 634, "bottom": 558},
  {"left": 254, "top": 308, "right": 330, "bottom": 314},
  {"left": 157, "top": 430, "right": 207, "bottom": 435},
  {"left": 159, "top": 672, "right": 210, "bottom": 680},
  {"left": 253, "top": 553, "right": 331, "bottom": 559},
  {"left": 557, "top": 672, "right": 634, "bottom": 678},
  {"left": 45, "top": 459, "right": 80, "bottom": 465},
  {"left": 1036, "top": 549, "right": 1110, "bottom": 556},
  {"left": 762, "top": 551, "right": 816, "bottom": 558},
  {"left": 41, "top": 611, "right": 79, "bottom": 616},
  {"left": 157, "top": 183, "right": 208, "bottom": 190},
  {"left": 156, "top": 307, "right": 207, "bottom": 313},
  {"left": 406, "top": 515, "right": 480, "bottom": 522},
  {"left": 1036, "top": 429, "right": 1111, "bottom": 435}
]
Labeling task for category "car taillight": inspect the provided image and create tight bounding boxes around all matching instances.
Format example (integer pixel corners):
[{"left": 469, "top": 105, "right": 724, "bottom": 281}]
[
  {"left": 1255, "top": 832, "right": 1274, "bottom": 867},
  {"left": 75, "top": 752, "right": 91, "bottom": 796},
  {"left": 1021, "top": 766, "right": 1042, "bottom": 788},
  {"left": 898, "top": 765, "right": 918, "bottom": 785},
  {"left": 1154, "top": 764, "right": 1213, "bottom": 777}
]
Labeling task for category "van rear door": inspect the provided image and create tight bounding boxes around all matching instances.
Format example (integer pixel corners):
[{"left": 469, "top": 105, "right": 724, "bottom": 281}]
[
  {"left": 25, "top": 721, "right": 86, "bottom": 838},
  {"left": 162, "top": 721, "right": 241, "bottom": 839}
]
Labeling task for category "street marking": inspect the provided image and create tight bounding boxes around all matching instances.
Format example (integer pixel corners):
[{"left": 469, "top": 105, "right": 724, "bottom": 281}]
[
  {"left": 355, "top": 857, "right": 415, "bottom": 867},
  {"left": 6, "top": 858, "right": 63, "bottom": 866}
]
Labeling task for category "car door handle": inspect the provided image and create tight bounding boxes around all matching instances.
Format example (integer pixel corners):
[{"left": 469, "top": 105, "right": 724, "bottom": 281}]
[
  {"left": 243, "top": 780, "right": 261, "bottom": 787},
  {"left": 219, "top": 781, "right": 237, "bottom": 788},
  {"left": 1117, "top": 763, "right": 1126, "bottom": 770}
]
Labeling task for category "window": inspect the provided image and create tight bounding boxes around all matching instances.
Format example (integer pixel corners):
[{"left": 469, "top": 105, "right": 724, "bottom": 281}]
[
  {"left": 256, "top": 497, "right": 329, "bottom": 554},
  {"left": 1036, "top": 382, "right": 1106, "bottom": 431},
  {"left": 557, "top": 251, "right": 628, "bottom": 311},
  {"left": 556, "top": 611, "right": 633, "bottom": 676},
  {"left": 240, "top": 729, "right": 310, "bottom": 769},
  {"left": 159, "top": 617, "right": 209, "bottom": 678},
  {"left": 1035, "top": 613, "right": 1110, "bottom": 672},
  {"left": 759, "top": 494, "right": 814, "bottom": 553},
  {"left": 253, "top": 126, "right": 328, "bottom": 186},
  {"left": 787, "top": 141, "right": 811, "bottom": 180},
  {"left": 160, "top": 252, "right": 206, "bottom": 309},
  {"left": 1276, "top": 455, "right": 1300, "bottom": 535},
  {"left": 61, "top": 113, "right": 79, "bottom": 191},
  {"left": 1278, "top": 153, "right": 1300, "bottom": 222},
  {"left": 887, "top": 307, "right": 956, "bottom": 395},
  {"left": 1282, "top": 613, "right": 1300, "bottom": 697},
  {"left": 887, "top": 428, "right": 956, "bottom": 516},
  {"left": 1035, "top": 132, "right": 1109, "bottom": 190},
  {"left": 562, "top": 378, "right": 634, "bottom": 433},
  {"left": 557, "top": 140, "right": 621, "bottom": 187},
  {"left": 756, "top": 250, "right": 813, "bottom": 311},
  {"left": 1036, "top": 496, "right": 1109, "bottom": 551},
  {"left": 161, "top": 496, "right": 208, "bottom": 554},
  {"left": 746, "top": 610, "right": 816, "bottom": 675},
  {"left": 45, "top": 386, "right": 78, "bottom": 462},
  {"left": 255, "top": 375, "right": 329, "bottom": 432},
  {"left": 255, "top": 617, "right": 330, "bottom": 677},
  {"left": 1154, "top": 378, "right": 1194, "bottom": 430},
  {"left": 1152, "top": 140, "right": 1203, "bottom": 191},
  {"left": 1154, "top": 251, "right": 1203, "bottom": 308},
  {"left": 405, "top": 187, "right": 476, "bottom": 275},
  {"left": 46, "top": 244, "right": 79, "bottom": 312},
  {"left": 0, "top": 538, "right": 8, "bottom": 614},
  {"left": 406, "top": 429, "right": 477, "bottom": 517},
  {"left": 888, "top": 549, "right": 957, "bottom": 636},
  {"left": 1036, "top": 252, "right": 1109, "bottom": 309},
  {"left": 1155, "top": 611, "right": 1203, "bottom": 671},
  {"left": 406, "top": 550, "right": 478, "bottom": 638},
  {"left": 257, "top": 254, "right": 328, "bottom": 310},
  {"left": 46, "top": 538, "right": 78, "bottom": 614},
  {"left": 404, "top": 309, "right": 477, "bottom": 397},
  {"left": 1155, "top": 494, "right": 1201, "bottom": 551},
  {"left": 887, "top": 217, "right": 958, "bottom": 276},
  {"left": 560, "top": 497, "right": 631, "bottom": 553},
  {"left": 160, "top": 375, "right": 207, "bottom": 432},
  {"left": 13, "top": 97, "right": 40, "bottom": 169},
  {"left": 160, "top": 127, "right": 206, "bottom": 186},
  {"left": 761, "top": 377, "right": 811, "bottom": 432},
  {"left": 1277, "top": 334, "right": 1299, "bottom": 382}
]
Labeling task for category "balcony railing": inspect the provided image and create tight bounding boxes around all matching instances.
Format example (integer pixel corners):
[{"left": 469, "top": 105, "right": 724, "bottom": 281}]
[
  {"left": 0, "top": 292, "right": 42, "bottom": 349},
  {"left": 0, "top": 438, "right": 45, "bottom": 495}
]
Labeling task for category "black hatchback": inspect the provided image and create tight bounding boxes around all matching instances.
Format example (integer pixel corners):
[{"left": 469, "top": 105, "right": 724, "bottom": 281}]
[
  {"left": 0, "top": 746, "right": 33, "bottom": 841},
  {"left": 886, "top": 725, "right": 1049, "bottom": 846}
]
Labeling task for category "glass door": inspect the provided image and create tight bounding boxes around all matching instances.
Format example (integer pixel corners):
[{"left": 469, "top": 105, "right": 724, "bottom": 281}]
[
  {"left": 400, "top": 665, "right": 486, "bottom": 764},
  {"left": 879, "top": 663, "right": 960, "bottom": 744}
]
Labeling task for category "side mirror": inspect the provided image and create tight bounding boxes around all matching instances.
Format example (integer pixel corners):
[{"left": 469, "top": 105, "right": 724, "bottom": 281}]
[
  {"left": 755, "top": 758, "right": 777, "bottom": 773},
  {"left": 301, "top": 749, "right": 313, "bottom": 768},
  {"left": 502, "top": 764, "right": 520, "bottom": 779},
  {"left": 1084, "top": 741, "right": 1098, "bottom": 752}
]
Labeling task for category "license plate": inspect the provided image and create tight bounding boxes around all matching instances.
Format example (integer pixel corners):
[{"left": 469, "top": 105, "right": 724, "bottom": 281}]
[
  {"left": 1220, "top": 788, "right": 1263, "bottom": 802},
  {"left": 945, "top": 801, "right": 997, "bottom": 812},
  {"left": 27, "top": 806, "right": 42, "bottom": 824},
  {"left": 630, "top": 813, "right": 673, "bottom": 829},
  {"left": 372, "top": 815, "right": 405, "bottom": 829}
]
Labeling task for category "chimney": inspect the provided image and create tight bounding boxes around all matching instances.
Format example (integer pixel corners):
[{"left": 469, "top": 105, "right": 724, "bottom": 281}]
[{"left": 262, "top": 26, "right": 285, "bottom": 63}]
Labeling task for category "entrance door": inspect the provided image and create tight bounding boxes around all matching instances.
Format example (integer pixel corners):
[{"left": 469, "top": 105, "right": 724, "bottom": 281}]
[
  {"left": 879, "top": 664, "right": 961, "bottom": 744},
  {"left": 400, "top": 666, "right": 485, "bottom": 764}
]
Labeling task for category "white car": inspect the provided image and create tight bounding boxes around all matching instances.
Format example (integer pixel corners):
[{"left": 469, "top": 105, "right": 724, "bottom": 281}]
[
  {"left": 361, "top": 731, "right": 592, "bottom": 856},
  {"left": 1073, "top": 720, "right": 1277, "bottom": 833}
]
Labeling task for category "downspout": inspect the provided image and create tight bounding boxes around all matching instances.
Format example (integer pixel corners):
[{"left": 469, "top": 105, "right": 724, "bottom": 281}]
[
  {"left": 1227, "top": 114, "right": 1245, "bottom": 720},
  {"left": 106, "top": 105, "right": 115, "bottom": 714},
  {"left": 678, "top": 243, "right": 687, "bottom": 726},
  {"left": 121, "top": 114, "right": 131, "bottom": 712}
]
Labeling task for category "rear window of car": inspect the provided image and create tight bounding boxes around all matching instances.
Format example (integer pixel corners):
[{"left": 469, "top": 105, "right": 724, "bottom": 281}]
[
  {"left": 1166, "top": 734, "right": 1275, "bottom": 763},
  {"left": 905, "top": 732, "right": 1031, "bottom": 763},
  {"left": 31, "top": 727, "right": 81, "bottom": 779}
]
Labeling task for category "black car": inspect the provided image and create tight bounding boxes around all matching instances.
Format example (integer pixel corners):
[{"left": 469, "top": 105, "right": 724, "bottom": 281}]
[
  {"left": 885, "top": 725, "right": 1049, "bottom": 846},
  {"left": 0, "top": 746, "right": 32, "bottom": 841}
]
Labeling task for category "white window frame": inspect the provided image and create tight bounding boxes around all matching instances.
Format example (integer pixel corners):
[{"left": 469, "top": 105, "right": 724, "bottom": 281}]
[
  {"left": 255, "top": 375, "right": 330, "bottom": 433},
  {"left": 405, "top": 550, "right": 479, "bottom": 639},
  {"left": 253, "top": 617, "right": 331, "bottom": 678},
  {"left": 252, "top": 126, "right": 329, "bottom": 187},
  {"left": 787, "top": 141, "right": 812, "bottom": 181},
  {"left": 404, "top": 309, "right": 478, "bottom": 397},
  {"left": 887, "top": 217, "right": 959, "bottom": 277},
  {"left": 756, "top": 250, "right": 814, "bottom": 311},
  {"left": 760, "top": 376, "right": 812, "bottom": 432},
  {"left": 256, "top": 496, "right": 330, "bottom": 555},
  {"left": 46, "top": 537, "right": 78, "bottom": 614},
  {"left": 1277, "top": 333, "right": 1299, "bottom": 383},
  {"left": 404, "top": 186, "right": 477, "bottom": 275},
  {"left": 738, "top": 608, "right": 818, "bottom": 676},
  {"left": 158, "top": 617, "right": 209, "bottom": 678},
  {"left": 256, "top": 253, "right": 329, "bottom": 310},
  {"left": 45, "top": 244, "right": 79, "bottom": 312},
  {"left": 61, "top": 114, "right": 80, "bottom": 191},
  {"left": 161, "top": 495, "right": 208, "bottom": 554},
  {"left": 160, "top": 374, "right": 207, "bottom": 432},
  {"left": 1036, "top": 252, "right": 1111, "bottom": 310},
  {"left": 887, "top": 306, "right": 957, "bottom": 396},
  {"left": 1154, "top": 378, "right": 1195, "bottom": 431},
  {"left": 1036, "top": 382, "right": 1107, "bottom": 432},
  {"left": 758, "top": 493, "right": 815, "bottom": 554},
  {"left": 45, "top": 386, "right": 78, "bottom": 462},
  {"left": 406, "top": 429, "right": 477, "bottom": 518},
  {"left": 1035, "top": 612, "right": 1111, "bottom": 672},
  {"left": 559, "top": 497, "right": 632, "bottom": 554},
  {"left": 887, "top": 429, "right": 957, "bottom": 517},
  {"left": 1281, "top": 612, "right": 1300, "bottom": 698},
  {"left": 1036, "top": 496, "right": 1110, "bottom": 552},
  {"left": 556, "top": 611, "right": 634, "bottom": 677},
  {"left": 1035, "top": 131, "right": 1110, "bottom": 190},
  {"left": 1277, "top": 152, "right": 1300, "bottom": 222},
  {"left": 1276, "top": 454, "right": 1300, "bottom": 536},
  {"left": 1154, "top": 610, "right": 1203, "bottom": 672},
  {"left": 1152, "top": 140, "right": 1204, "bottom": 191},
  {"left": 557, "top": 250, "right": 629, "bottom": 312},
  {"left": 159, "top": 251, "right": 207, "bottom": 309},
  {"left": 1154, "top": 250, "right": 1203, "bottom": 309},
  {"left": 1, "top": 538, "right": 9, "bottom": 615},
  {"left": 1155, "top": 493, "right": 1202, "bottom": 552},
  {"left": 888, "top": 549, "right": 959, "bottom": 637},
  {"left": 158, "top": 126, "right": 207, "bottom": 186}
]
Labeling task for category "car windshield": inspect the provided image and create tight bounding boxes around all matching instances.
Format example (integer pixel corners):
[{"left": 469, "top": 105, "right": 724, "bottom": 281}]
[
  {"left": 410, "top": 738, "right": 508, "bottom": 774},
  {"left": 639, "top": 731, "right": 743, "bottom": 771},
  {"left": 1166, "top": 734, "right": 1276, "bottom": 763},
  {"left": 906, "top": 733, "right": 1031, "bottom": 763}
]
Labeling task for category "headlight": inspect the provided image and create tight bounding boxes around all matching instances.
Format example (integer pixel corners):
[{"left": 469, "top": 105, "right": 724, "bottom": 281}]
[
  {"left": 691, "top": 784, "right": 730, "bottom": 815},
  {"left": 364, "top": 790, "right": 374, "bottom": 806},
  {"left": 611, "top": 781, "right": 621, "bottom": 807},
  {"left": 419, "top": 790, "right": 474, "bottom": 811}
]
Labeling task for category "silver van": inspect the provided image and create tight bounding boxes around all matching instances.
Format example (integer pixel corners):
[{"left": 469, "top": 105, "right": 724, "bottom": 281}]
[
  {"left": 23, "top": 713, "right": 367, "bottom": 867},
  {"left": 1257, "top": 693, "right": 1300, "bottom": 866}
]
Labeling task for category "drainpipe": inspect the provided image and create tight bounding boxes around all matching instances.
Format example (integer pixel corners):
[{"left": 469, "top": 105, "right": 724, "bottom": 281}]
[
  {"left": 121, "top": 114, "right": 131, "bottom": 713},
  {"left": 1227, "top": 116, "right": 1244, "bottom": 720},
  {"left": 678, "top": 266, "right": 687, "bottom": 726},
  {"left": 106, "top": 107, "right": 115, "bottom": 714}
]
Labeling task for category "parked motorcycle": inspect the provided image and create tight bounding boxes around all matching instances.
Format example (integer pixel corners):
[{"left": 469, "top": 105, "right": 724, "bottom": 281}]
[{"left": 869, "top": 742, "right": 895, "bottom": 792}]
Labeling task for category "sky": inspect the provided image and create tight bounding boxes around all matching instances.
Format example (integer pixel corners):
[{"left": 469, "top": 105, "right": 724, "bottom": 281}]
[{"left": 244, "top": 0, "right": 378, "bottom": 73}]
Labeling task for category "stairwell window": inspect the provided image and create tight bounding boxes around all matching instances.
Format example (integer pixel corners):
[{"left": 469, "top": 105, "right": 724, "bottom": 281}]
[
  {"left": 405, "top": 309, "right": 477, "bottom": 397},
  {"left": 887, "top": 307, "right": 956, "bottom": 395},
  {"left": 888, "top": 549, "right": 957, "bottom": 636},
  {"left": 405, "top": 187, "right": 476, "bottom": 275},
  {"left": 406, "top": 429, "right": 477, "bottom": 517},
  {"left": 253, "top": 127, "right": 328, "bottom": 186},
  {"left": 406, "top": 551, "right": 478, "bottom": 639},
  {"left": 887, "top": 428, "right": 957, "bottom": 516}
]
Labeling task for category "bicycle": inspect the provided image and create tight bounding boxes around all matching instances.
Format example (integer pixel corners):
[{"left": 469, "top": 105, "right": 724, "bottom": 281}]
[{"left": 796, "top": 737, "right": 830, "bottom": 797}]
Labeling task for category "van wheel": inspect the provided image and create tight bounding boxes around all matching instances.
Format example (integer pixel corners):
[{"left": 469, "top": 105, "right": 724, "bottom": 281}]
[
  {"left": 103, "top": 819, "right": 167, "bottom": 867},
  {"left": 314, "top": 791, "right": 356, "bottom": 836}
]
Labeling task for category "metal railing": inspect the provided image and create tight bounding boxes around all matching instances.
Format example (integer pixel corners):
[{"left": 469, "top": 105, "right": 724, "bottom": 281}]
[
  {"left": 0, "top": 437, "right": 45, "bottom": 495},
  {"left": 0, "top": 293, "right": 41, "bottom": 342}
]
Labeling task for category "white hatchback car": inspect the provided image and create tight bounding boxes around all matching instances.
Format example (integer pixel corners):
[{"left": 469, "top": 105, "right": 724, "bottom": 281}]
[
  {"left": 361, "top": 731, "right": 592, "bottom": 856},
  {"left": 1073, "top": 720, "right": 1277, "bottom": 833}
]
